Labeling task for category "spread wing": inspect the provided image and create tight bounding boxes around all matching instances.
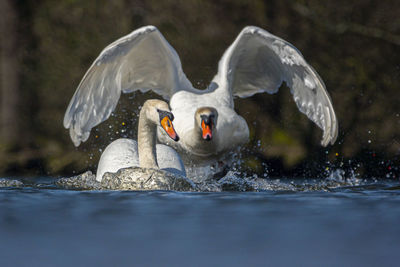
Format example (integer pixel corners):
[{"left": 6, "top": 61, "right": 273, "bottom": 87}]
[
  {"left": 212, "top": 26, "right": 338, "bottom": 146},
  {"left": 64, "top": 25, "right": 195, "bottom": 146}
]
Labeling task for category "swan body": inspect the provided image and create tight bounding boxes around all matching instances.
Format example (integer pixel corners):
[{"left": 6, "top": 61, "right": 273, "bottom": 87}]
[
  {"left": 95, "top": 99, "right": 185, "bottom": 182},
  {"left": 64, "top": 25, "right": 338, "bottom": 168},
  {"left": 158, "top": 90, "right": 249, "bottom": 161},
  {"left": 96, "top": 139, "right": 185, "bottom": 182}
]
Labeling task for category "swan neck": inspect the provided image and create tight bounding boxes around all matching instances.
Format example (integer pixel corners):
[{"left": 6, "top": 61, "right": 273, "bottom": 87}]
[
  {"left": 210, "top": 79, "right": 234, "bottom": 108},
  {"left": 138, "top": 107, "right": 158, "bottom": 169}
]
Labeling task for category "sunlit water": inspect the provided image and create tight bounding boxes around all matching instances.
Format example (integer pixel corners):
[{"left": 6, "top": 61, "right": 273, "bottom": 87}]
[{"left": 0, "top": 175, "right": 399, "bottom": 267}]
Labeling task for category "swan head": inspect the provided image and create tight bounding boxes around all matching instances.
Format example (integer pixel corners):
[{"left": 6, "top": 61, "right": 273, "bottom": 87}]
[
  {"left": 195, "top": 107, "right": 218, "bottom": 141},
  {"left": 142, "top": 99, "right": 179, "bottom": 141}
]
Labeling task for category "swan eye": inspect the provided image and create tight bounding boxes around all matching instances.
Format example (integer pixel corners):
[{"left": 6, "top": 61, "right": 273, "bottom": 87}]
[
  {"left": 157, "top": 110, "right": 174, "bottom": 122},
  {"left": 200, "top": 114, "right": 213, "bottom": 126}
]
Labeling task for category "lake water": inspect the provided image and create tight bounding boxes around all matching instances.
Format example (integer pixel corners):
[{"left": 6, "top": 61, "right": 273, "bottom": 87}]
[{"left": 0, "top": 177, "right": 399, "bottom": 267}]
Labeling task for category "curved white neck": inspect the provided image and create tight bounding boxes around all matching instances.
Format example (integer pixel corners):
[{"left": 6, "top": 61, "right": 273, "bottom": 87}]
[{"left": 138, "top": 106, "right": 158, "bottom": 169}]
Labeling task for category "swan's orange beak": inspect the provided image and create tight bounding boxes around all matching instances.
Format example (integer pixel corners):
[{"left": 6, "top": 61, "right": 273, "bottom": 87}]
[
  {"left": 161, "top": 116, "right": 179, "bottom": 141},
  {"left": 201, "top": 120, "right": 212, "bottom": 141}
]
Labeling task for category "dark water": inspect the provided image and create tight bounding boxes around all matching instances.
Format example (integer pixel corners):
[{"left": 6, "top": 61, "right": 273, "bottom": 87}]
[{"left": 0, "top": 180, "right": 399, "bottom": 267}]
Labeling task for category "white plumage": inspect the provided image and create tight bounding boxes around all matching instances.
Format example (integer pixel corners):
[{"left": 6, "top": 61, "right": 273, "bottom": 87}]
[
  {"left": 96, "top": 139, "right": 185, "bottom": 182},
  {"left": 95, "top": 99, "right": 185, "bottom": 182},
  {"left": 64, "top": 25, "right": 338, "bottom": 167}
]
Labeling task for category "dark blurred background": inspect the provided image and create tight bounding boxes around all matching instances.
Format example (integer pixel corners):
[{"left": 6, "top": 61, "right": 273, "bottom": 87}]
[{"left": 0, "top": 0, "right": 399, "bottom": 178}]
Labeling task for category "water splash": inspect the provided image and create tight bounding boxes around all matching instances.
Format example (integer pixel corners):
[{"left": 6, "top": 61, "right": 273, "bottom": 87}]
[
  {"left": 0, "top": 178, "right": 24, "bottom": 187},
  {"left": 0, "top": 165, "right": 385, "bottom": 192}
]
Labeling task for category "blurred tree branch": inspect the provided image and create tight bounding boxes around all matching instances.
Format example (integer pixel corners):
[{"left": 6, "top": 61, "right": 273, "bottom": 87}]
[{"left": 0, "top": 0, "right": 19, "bottom": 144}]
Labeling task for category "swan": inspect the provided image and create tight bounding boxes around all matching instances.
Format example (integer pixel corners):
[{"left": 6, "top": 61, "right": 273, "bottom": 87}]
[
  {"left": 64, "top": 25, "right": 338, "bottom": 168},
  {"left": 95, "top": 99, "right": 185, "bottom": 182}
]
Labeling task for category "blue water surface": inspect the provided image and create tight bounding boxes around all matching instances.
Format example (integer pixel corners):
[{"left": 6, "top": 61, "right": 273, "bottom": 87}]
[{"left": 0, "top": 181, "right": 399, "bottom": 267}]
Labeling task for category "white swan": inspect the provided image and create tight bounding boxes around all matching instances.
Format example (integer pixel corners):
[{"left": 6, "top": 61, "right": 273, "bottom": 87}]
[
  {"left": 64, "top": 25, "right": 338, "bottom": 167},
  {"left": 95, "top": 99, "right": 185, "bottom": 182}
]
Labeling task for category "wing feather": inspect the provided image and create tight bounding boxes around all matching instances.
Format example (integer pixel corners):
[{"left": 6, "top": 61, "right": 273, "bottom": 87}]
[
  {"left": 64, "top": 25, "right": 194, "bottom": 146},
  {"left": 213, "top": 26, "right": 338, "bottom": 146}
]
